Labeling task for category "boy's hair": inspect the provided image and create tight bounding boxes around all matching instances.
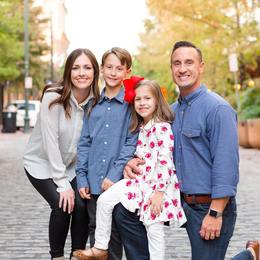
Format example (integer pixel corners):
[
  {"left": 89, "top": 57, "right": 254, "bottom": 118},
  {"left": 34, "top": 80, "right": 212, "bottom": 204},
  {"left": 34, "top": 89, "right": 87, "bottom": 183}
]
[
  {"left": 130, "top": 79, "right": 174, "bottom": 132},
  {"left": 101, "top": 47, "right": 132, "bottom": 69},
  {"left": 171, "top": 41, "right": 203, "bottom": 62}
]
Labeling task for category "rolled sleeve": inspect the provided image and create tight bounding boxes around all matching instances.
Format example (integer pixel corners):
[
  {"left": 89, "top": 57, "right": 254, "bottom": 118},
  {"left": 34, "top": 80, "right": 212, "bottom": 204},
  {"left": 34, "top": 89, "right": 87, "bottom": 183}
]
[{"left": 209, "top": 105, "right": 239, "bottom": 198}]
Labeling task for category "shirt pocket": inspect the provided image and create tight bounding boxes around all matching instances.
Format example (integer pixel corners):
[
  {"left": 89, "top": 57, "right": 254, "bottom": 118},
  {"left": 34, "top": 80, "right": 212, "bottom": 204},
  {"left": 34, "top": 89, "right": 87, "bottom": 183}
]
[{"left": 181, "top": 128, "right": 204, "bottom": 151}]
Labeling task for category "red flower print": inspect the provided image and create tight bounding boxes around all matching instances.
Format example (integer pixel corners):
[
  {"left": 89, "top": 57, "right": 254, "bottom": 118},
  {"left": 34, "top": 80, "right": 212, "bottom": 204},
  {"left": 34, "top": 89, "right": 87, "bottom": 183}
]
[
  {"left": 146, "top": 131, "right": 151, "bottom": 137},
  {"left": 160, "top": 160, "right": 167, "bottom": 165},
  {"left": 142, "top": 175, "right": 146, "bottom": 181},
  {"left": 164, "top": 201, "right": 169, "bottom": 208},
  {"left": 137, "top": 140, "right": 142, "bottom": 146},
  {"left": 158, "top": 140, "right": 163, "bottom": 146},
  {"left": 152, "top": 184, "right": 156, "bottom": 190},
  {"left": 170, "top": 134, "right": 174, "bottom": 140},
  {"left": 127, "top": 192, "right": 133, "bottom": 200},
  {"left": 161, "top": 126, "right": 168, "bottom": 132},
  {"left": 174, "top": 182, "right": 180, "bottom": 189},
  {"left": 150, "top": 142, "right": 155, "bottom": 148},
  {"left": 172, "top": 199, "right": 178, "bottom": 207},
  {"left": 167, "top": 213, "right": 174, "bottom": 219},
  {"left": 168, "top": 169, "right": 173, "bottom": 176},
  {"left": 145, "top": 153, "right": 151, "bottom": 158},
  {"left": 170, "top": 146, "right": 174, "bottom": 152},
  {"left": 157, "top": 173, "right": 162, "bottom": 179},
  {"left": 126, "top": 180, "right": 132, "bottom": 186},
  {"left": 135, "top": 179, "right": 139, "bottom": 183},
  {"left": 159, "top": 183, "right": 165, "bottom": 189},
  {"left": 152, "top": 127, "right": 156, "bottom": 132},
  {"left": 146, "top": 166, "right": 151, "bottom": 172},
  {"left": 151, "top": 213, "right": 156, "bottom": 220},
  {"left": 143, "top": 204, "right": 148, "bottom": 211},
  {"left": 178, "top": 211, "right": 183, "bottom": 218}
]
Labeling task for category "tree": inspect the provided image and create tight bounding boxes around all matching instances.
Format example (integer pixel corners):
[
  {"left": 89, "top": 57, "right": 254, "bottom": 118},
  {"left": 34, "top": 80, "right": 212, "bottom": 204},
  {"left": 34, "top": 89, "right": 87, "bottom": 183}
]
[{"left": 134, "top": 0, "right": 260, "bottom": 106}]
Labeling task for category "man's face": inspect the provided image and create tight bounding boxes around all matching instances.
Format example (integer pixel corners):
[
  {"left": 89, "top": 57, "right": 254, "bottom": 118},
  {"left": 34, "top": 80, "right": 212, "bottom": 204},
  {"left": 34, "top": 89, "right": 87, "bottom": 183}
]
[{"left": 171, "top": 47, "right": 204, "bottom": 94}]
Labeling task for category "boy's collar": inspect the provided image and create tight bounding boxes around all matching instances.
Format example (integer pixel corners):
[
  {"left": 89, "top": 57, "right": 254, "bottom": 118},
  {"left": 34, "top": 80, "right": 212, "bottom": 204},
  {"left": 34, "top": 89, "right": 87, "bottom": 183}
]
[{"left": 99, "top": 87, "right": 125, "bottom": 104}]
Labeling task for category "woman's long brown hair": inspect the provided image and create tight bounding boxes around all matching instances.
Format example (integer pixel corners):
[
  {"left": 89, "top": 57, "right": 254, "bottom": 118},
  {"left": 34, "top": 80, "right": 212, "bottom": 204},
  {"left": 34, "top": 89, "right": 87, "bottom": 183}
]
[
  {"left": 41, "top": 48, "right": 100, "bottom": 118},
  {"left": 130, "top": 80, "right": 174, "bottom": 132}
]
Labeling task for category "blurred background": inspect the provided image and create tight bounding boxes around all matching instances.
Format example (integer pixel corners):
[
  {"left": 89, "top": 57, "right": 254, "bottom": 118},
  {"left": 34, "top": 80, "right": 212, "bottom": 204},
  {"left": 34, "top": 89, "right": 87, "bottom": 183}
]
[{"left": 0, "top": 0, "right": 260, "bottom": 146}]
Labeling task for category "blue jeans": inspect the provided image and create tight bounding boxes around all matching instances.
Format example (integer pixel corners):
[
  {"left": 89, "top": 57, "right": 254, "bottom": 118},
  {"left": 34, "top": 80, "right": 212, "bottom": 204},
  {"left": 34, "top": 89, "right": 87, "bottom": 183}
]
[
  {"left": 183, "top": 197, "right": 237, "bottom": 260},
  {"left": 231, "top": 250, "right": 253, "bottom": 260},
  {"left": 113, "top": 203, "right": 150, "bottom": 260}
]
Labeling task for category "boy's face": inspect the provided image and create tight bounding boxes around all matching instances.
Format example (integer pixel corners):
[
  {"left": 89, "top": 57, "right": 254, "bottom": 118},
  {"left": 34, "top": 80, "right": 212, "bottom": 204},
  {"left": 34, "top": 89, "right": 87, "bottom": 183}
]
[{"left": 101, "top": 53, "right": 131, "bottom": 88}]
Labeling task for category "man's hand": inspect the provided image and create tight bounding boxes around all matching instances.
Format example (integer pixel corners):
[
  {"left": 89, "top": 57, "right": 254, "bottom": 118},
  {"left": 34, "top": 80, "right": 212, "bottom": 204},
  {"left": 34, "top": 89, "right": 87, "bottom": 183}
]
[
  {"left": 200, "top": 214, "right": 222, "bottom": 240},
  {"left": 102, "top": 178, "right": 114, "bottom": 191},
  {"left": 124, "top": 157, "right": 145, "bottom": 179},
  {"left": 78, "top": 187, "right": 91, "bottom": 200},
  {"left": 59, "top": 188, "right": 75, "bottom": 214}
]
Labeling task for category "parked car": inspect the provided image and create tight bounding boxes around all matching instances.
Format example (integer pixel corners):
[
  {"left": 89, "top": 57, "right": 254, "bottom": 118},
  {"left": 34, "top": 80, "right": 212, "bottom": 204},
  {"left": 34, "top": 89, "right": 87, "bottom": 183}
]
[{"left": 6, "top": 100, "right": 41, "bottom": 129}]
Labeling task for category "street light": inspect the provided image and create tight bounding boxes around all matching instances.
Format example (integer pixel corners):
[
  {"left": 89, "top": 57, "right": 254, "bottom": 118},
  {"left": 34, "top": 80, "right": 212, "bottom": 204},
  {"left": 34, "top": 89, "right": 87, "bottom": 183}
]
[
  {"left": 228, "top": 53, "right": 240, "bottom": 110},
  {"left": 23, "top": 0, "right": 30, "bottom": 132}
]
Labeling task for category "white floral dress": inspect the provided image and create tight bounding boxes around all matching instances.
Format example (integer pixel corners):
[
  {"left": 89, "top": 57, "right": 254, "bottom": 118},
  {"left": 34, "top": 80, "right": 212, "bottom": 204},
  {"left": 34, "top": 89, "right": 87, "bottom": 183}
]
[{"left": 120, "top": 120, "right": 186, "bottom": 226}]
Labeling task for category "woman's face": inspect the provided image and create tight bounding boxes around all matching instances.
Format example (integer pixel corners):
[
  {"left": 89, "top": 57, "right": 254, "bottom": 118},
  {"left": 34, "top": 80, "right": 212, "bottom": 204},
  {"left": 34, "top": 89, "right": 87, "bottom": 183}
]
[{"left": 71, "top": 54, "right": 94, "bottom": 90}]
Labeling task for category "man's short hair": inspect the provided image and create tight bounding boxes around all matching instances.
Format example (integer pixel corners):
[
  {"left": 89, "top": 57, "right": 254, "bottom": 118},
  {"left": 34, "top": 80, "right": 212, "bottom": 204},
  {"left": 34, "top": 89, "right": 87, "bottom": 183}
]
[{"left": 171, "top": 41, "right": 203, "bottom": 62}]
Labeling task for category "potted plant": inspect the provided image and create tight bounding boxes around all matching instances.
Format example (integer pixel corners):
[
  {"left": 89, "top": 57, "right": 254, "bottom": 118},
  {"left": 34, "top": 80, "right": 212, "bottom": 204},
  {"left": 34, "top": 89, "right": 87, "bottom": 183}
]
[{"left": 239, "top": 85, "right": 260, "bottom": 149}]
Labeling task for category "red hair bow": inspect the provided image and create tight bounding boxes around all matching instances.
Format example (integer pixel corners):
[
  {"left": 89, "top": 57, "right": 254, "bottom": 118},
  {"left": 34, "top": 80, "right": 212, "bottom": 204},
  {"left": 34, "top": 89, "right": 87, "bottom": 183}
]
[{"left": 124, "top": 75, "right": 144, "bottom": 103}]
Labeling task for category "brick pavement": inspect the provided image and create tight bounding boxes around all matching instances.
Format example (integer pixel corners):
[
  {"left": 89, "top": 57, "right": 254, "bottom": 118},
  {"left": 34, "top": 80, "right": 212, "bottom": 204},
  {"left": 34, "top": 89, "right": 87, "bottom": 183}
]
[{"left": 0, "top": 131, "right": 259, "bottom": 259}]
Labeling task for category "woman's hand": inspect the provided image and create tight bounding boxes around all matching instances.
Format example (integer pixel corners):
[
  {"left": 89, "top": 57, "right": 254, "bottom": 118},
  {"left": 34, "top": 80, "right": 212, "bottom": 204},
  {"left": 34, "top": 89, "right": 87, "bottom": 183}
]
[
  {"left": 79, "top": 187, "right": 91, "bottom": 200},
  {"left": 149, "top": 191, "right": 164, "bottom": 216},
  {"left": 59, "top": 188, "right": 75, "bottom": 214}
]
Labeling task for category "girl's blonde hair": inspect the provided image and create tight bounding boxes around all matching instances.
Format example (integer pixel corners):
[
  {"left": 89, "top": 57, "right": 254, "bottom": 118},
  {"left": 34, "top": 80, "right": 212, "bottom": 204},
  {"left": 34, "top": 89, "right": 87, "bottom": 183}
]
[{"left": 130, "top": 80, "right": 174, "bottom": 132}]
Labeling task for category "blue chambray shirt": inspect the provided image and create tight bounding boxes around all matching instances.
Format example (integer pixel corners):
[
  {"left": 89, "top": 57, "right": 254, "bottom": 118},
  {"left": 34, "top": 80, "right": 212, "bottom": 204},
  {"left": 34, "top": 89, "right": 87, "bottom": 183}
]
[
  {"left": 76, "top": 87, "right": 138, "bottom": 195},
  {"left": 171, "top": 85, "right": 239, "bottom": 199}
]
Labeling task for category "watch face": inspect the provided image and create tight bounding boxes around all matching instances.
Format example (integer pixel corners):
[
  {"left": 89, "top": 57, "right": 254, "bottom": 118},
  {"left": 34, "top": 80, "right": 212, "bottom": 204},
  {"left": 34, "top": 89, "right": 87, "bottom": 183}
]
[{"left": 209, "top": 209, "right": 218, "bottom": 217}]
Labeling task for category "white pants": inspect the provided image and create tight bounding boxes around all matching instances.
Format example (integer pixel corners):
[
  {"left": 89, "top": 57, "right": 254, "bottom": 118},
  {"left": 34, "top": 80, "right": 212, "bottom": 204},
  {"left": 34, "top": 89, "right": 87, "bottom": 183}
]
[{"left": 94, "top": 179, "right": 165, "bottom": 260}]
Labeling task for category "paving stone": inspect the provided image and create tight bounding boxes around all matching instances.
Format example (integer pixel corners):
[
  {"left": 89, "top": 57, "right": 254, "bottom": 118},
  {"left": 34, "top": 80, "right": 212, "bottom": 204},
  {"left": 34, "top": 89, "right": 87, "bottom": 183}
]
[{"left": 0, "top": 131, "right": 259, "bottom": 259}]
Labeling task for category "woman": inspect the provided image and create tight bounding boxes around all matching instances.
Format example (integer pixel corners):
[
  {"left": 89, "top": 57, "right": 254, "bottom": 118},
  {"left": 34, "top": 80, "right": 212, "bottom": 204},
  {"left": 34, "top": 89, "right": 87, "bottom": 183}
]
[{"left": 23, "top": 48, "right": 100, "bottom": 260}]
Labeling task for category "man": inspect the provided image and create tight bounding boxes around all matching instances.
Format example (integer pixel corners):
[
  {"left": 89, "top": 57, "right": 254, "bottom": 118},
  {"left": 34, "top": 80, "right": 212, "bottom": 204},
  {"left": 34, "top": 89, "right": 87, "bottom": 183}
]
[{"left": 114, "top": 41, "right": 242, "bottom": 260}]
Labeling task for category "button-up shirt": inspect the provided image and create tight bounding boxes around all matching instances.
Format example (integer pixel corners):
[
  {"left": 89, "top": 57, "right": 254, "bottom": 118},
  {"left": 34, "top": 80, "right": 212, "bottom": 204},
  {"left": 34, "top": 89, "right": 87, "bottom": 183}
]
[
  {"left": 171, "top": 85, "right": 239, "bottom": 198},
  {"left": 76, "top": 87, "right": 138, "bottom": 194},
  {"left": 23, "top": 90, "right": 92, "bottom": 192}
]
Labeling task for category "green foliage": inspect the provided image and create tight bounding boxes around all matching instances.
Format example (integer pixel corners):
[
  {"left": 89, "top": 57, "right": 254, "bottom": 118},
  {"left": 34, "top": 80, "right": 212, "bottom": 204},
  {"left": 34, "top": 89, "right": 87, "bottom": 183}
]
[
  {"left": 239, "top": 87, "right": 260, "bottom": 119},
  {"left": 0, "top": 0, "right": 49, "bottom": 93},
  {"left": 133, "top": 0, "right": 260, "bottom": 105}
]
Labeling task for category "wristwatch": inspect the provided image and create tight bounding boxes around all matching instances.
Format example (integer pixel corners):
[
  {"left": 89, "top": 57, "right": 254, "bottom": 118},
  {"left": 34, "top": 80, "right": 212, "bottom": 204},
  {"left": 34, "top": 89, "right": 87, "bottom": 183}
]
[{"left": 208, "top": 209, "right": 223, "bottom": 218}]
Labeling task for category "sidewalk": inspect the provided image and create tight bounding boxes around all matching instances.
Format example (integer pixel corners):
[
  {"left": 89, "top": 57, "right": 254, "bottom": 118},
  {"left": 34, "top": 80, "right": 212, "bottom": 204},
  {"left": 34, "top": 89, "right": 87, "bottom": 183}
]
[{"left": 0, "top": 131, "right": 259, "bottom": 259}]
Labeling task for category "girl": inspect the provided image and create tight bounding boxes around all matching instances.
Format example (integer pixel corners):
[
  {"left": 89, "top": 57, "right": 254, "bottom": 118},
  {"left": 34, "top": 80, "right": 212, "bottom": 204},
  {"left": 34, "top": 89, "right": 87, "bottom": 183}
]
[
  {"left": 23, "top": 48, "right": 100, "bottom": 260},
  {"left": 74, "top": 79, "right": 186, "bottom": 260}
]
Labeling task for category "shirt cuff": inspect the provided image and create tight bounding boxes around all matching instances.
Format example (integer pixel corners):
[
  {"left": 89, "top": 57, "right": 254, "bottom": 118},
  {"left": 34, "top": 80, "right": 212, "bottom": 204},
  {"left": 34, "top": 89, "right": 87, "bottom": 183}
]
[{"left": 211, "top": 185, "right": 237, "bottom": 199}]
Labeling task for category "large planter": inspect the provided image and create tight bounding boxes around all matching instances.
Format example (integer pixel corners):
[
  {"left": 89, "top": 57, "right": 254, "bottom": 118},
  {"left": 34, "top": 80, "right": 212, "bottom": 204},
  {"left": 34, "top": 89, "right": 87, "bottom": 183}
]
[
  {"left": 247, "top": 118, "right": 260, "bottom": 149},
  {"left": 238, "top": 120, "right": 251, "bottom": 148}
]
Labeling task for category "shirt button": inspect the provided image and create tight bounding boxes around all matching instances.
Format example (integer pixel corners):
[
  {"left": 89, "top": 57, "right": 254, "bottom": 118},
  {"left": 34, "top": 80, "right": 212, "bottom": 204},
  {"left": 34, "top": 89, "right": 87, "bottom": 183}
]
[
  {"left": 106, "top": 124, "right": 109, "bottom": 127},
  {"left": 178, "top": 145, "right": 181, "bottom": 149},
  {"left": 107, "top": 107, "right": 111, "bottom": 111},
  {"left": 104, "top": 141, "right": 107, "bottom": 145},
  {"left": 101, "top": 175, "right": 104, "bottom": 179},
  {"left": 102, "top": 159, "right": 106, "bottom": 163}
]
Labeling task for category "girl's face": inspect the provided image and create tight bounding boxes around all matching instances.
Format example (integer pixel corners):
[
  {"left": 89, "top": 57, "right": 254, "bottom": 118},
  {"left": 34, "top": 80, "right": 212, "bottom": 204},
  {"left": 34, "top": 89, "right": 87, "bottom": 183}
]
[
  {"left": 101, "top": 53, "right": 131, "bottom": 89},
  {"left": 71, "top": 54, "right": 94, "bottom": 90},
  {"left": 134, "top": 85, "right": 157, "bottom": 125}
]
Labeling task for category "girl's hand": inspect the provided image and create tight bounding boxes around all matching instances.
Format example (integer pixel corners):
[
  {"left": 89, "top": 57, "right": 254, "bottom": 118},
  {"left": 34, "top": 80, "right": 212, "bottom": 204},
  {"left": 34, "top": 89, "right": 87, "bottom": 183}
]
[
  {"left": 149, "top": 191, "right": 164, "bottom": 216},
  {"left": 102, "top": 178, "right": 114, "bottom": 191},
  {"left": 79, "top": 187, "right": 91, "bottom": 200},
  {"left": 59, "top": 188, "right": 75, "bottom": 214}
]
